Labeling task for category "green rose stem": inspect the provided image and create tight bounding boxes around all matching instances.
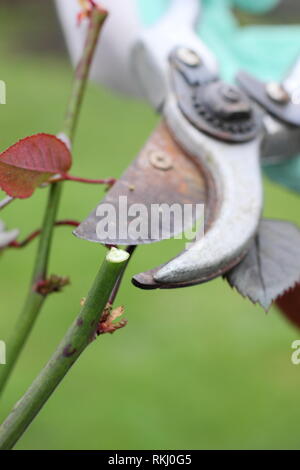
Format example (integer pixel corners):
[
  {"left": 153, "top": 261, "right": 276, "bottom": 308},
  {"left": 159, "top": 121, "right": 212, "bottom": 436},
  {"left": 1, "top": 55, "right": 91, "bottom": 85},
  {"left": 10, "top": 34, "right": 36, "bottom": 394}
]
[
  {"left": 0, "top": 6, "right": 108, "bottom": 395},
  {"left": 0, "top": 248, "right": 130, "bottom": 450}
]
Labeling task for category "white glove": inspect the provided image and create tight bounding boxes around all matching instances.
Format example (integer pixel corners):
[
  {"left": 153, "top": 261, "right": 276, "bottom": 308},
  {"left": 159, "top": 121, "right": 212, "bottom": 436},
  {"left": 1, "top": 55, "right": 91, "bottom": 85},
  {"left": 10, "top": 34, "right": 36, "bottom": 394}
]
[
  {"left": 55, "top": 0, "right": 217, "bottom": 103},
  {"left": 55, "top": 0, "right": 142, "bottom": 97}
]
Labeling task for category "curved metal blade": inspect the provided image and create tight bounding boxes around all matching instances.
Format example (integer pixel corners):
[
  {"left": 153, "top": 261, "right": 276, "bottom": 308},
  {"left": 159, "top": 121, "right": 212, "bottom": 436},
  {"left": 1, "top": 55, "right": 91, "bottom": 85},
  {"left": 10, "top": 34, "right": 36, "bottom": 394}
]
[
  {"left": 74, "top": 121, "right": 216, "bottom": 246},
  {"left": 133, "top": 97, "right": 263, "bottom": 289}
]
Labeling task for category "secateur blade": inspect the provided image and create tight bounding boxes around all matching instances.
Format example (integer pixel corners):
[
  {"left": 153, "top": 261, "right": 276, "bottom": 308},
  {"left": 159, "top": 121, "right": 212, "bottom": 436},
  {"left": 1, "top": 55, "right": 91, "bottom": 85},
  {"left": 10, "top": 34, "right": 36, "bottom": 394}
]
[
  {"left": 74, "top": 121, "right": 216, "bottom": 246},
  {"left": 131, "top": 41, "right": 265, "bottom": 289},
  {"left": 76, "top": 46, "right": 264, "bottom": 290}
]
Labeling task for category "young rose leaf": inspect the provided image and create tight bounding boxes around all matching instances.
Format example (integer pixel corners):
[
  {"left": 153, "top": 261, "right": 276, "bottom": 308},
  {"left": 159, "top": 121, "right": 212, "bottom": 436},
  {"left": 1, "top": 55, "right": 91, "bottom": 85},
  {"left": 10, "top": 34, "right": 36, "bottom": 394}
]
[
  {"left": 226, "top": 219, "right": 300, "bottom": 311},
  {"left": 0, "top": 134, "right": 72, "bottom": 198}
]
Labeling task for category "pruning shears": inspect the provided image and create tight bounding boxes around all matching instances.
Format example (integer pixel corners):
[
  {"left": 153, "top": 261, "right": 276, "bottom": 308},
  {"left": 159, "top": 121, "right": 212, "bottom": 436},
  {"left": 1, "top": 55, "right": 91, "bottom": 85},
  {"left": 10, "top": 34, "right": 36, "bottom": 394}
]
[{"left": 58, "top": 0, "right": 300, "bottom": 312}]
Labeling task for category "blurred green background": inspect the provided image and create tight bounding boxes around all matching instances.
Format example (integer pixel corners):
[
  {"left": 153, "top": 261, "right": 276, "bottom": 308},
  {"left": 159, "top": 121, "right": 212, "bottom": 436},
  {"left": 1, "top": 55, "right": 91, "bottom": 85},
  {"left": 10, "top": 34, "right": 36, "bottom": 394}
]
[{"left": 0, "top": 1, "right": 300, "bottom": 450}]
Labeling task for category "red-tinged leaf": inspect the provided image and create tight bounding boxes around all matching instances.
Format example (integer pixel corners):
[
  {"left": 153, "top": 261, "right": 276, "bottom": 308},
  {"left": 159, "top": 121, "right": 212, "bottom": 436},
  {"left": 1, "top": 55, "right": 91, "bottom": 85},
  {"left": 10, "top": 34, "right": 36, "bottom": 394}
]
[
  {"left": 0, "top": 163, "right": 52, "bottom": 199},
  {"left": 276, "top": 284, "right": 300, "bottom": 329},
  {"left": 0, "top": 134, "right": 72, "bottom": 198}
]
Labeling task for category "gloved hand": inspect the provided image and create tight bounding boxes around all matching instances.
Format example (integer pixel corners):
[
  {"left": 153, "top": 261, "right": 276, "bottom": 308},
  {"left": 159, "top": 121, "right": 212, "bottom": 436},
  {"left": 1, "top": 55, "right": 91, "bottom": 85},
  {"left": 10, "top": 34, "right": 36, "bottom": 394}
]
[
  {"left": 232, "top": 0, "right": 279, "bottom": 14},
  {"left": 56, "top": 0, "right": 300, "bottom": 193},
  {"left": 55, "top": 0, "right": 144, "bottom": 96},
  {"left": 198, "top": 0, "right": 300, "bottom": 194}
]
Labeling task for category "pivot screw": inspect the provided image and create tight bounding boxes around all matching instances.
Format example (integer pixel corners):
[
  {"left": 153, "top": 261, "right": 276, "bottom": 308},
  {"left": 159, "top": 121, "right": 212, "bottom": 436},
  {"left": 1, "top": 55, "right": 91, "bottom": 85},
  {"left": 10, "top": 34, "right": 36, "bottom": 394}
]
[
  {"left": 221, "top": 85, "right": 241, "bottom": 103},
  {"left": 266, "top": 82, "right": 290, "bottom": 104},
  {"left": 177, "top": 47, "right": 201, "bottom": 67},
  {"left": 149, "top": 150, "right": 173, "bottom": 171}
]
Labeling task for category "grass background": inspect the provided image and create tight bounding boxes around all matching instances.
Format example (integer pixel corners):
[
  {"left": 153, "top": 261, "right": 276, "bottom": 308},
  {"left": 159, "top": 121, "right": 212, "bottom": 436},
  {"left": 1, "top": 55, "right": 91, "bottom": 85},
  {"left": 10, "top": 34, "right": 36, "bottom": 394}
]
[{"left": 0, "top": 1, "right": 299, "bottom": 450}]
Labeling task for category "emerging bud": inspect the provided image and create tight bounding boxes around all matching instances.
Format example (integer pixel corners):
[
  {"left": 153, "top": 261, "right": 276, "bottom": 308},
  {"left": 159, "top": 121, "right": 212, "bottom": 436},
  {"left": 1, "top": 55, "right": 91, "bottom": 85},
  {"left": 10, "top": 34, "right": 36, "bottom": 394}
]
[
  {"left": 35, "top": 275, "right": 70, "bottom": 296},
  {"left": 97, "top": 304, "right": 127, "bottom": 336},
  {"left": 77, "top": 0, "right": 107, "bottom": 25}
]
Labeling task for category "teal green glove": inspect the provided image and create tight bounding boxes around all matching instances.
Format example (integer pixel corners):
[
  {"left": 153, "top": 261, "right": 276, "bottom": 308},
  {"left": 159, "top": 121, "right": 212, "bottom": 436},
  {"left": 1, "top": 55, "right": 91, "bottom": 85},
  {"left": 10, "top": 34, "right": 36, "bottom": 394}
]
[
  {"left": 232, "top": 0, "right": 279, "bottom": 14},
  {"left": 200, "top": 0, "right": 300, "bottom": 193},
  {"left": 138, "top": 0, "right": 300, "bottom": 193},
  {"left": 199, "top": 0, "right": 299, "bottom": 82},
  {"left": 263, "top": 159, "right": 300, "bottom": 194}
]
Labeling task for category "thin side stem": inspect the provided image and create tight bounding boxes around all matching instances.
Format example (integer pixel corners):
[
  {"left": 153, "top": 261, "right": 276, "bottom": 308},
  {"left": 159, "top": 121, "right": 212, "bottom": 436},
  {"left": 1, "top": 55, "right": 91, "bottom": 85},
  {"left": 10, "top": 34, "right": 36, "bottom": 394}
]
[
  {"left": 52, "top": 174, "right": 116, "bottom": 186},
  {"left": 9, "top": 220, "right": 79, "bottom": 249},
  {"left": 0, "top": 250, "right": 129, "bottom": 450},
  {"left": 0, "top": 7, "right": 108, "bottom": 396},
  {"left": 0, "top": 196, "right": 14, "bottom": 211}
]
